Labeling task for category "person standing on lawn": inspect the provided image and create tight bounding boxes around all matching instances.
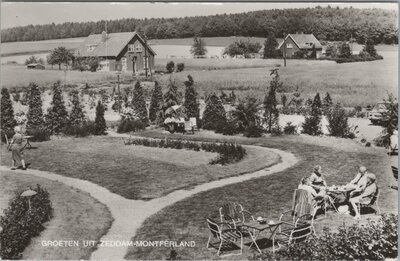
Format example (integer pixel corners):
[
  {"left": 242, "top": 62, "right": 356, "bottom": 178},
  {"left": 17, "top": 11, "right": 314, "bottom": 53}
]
[{"left": 9, "top": 126, "right": 27, "bottom": 170}]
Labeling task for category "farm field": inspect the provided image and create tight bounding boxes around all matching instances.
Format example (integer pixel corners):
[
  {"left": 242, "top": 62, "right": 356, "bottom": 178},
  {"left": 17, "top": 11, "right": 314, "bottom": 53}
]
[
  {"left": 126, "top": 131, "right": 397, "bottom": 260},
  {"left": 0, "top": 171, "right": 112, "bottom": 260},
  {"left": 0, "top": 136, "right": 280, "bottom": 200},
  {"left": 1, "top": 36, "right": 266, "bottom": 56}
]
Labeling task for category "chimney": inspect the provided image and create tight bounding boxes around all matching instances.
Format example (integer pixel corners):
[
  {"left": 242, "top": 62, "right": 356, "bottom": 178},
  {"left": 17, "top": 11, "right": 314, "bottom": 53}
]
[{"left": 102, "top": 31, "right": 107, "bottom": 42}]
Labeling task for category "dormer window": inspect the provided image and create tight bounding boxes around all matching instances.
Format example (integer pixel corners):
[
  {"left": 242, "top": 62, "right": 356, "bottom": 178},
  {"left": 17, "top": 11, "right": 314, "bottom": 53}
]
[
  {"left": 128, "top": 44, "right": 135, "bottom": 52},
  {"left": 86, "top": 44, "right": 97, "bottom": 52}
]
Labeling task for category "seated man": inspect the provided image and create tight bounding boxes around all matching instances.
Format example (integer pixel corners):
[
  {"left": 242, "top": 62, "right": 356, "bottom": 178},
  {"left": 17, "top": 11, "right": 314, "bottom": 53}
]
[
  {"left": 310, "top": 165, "right": 327, "bottom": 192},
  {"left": 348, "top": 167, "right": 377, "bottom": 219}
]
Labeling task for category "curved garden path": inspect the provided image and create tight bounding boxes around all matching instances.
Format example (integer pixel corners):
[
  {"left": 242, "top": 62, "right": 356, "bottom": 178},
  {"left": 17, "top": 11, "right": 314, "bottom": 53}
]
[{"left": 0, "top": 134, "right": 298, "bottom": 260}]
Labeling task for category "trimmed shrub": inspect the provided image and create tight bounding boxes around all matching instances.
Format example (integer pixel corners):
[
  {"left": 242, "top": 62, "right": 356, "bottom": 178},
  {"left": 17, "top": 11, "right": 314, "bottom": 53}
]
[
  {"left": 124, "top": 137, "right": 245, "bottom": 165},
  {"left": 244, "top": 124, "right": 264, "bottom": 137},
  {"left": 327, "top": 103, "right": 358, "bottom": 138},
  {"left": 26, "top": 127, "right": 51, "bottom": 142},
  {"left": 176, "top": 63, "right": 185, "bottom": 72},
  {"left": 93, "top": 101, "right": 107, "bottom": 135},
  {"left": 62, "top": 121, "right": 95, "bottom": 137},
  {"left": 0, "top": 185, "right": 53, "bottom": 259},
  {"left": 166, "top": 61, "right": 175, "bottom": 73},
  {"left": 283, "top": 122, "right": 297, "bottom": 135},
  {"left": 117, "top": 119, "right": 146, "bottom": 133},
  {"left": 260, "top": 214, "right": 398, "bottom": 260},
  {"left": 270, "top": 125, "right": 283, "bottom": 136}
]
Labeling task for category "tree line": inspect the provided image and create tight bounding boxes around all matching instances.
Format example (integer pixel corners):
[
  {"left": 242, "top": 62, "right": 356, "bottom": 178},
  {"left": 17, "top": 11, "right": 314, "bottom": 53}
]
[{"left": 1, "top": 6, "right": 397, "bottom": 44}]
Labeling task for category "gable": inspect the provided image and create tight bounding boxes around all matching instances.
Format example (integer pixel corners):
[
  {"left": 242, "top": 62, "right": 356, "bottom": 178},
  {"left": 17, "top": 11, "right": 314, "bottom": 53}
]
[{"left": 278, "top": 34, "right": 322, "bottom": 50}]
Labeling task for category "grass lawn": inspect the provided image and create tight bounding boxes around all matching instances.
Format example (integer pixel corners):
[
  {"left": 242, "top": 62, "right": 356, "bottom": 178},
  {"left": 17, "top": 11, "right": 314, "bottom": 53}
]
[
  {"left": 0, "top": 171, "right": 112, "bottom": 260},
  {"left": 0, "top": 136, "right": 280, "bottom": 200},
  {"left": 125, "top": 131, "right": 397, "bottom": 260}
]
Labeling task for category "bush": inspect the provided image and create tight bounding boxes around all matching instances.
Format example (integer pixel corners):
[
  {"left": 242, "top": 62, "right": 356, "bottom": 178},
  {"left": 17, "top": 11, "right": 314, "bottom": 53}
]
[
  {"left": 244, "top": 124, "right": 264, "bottom": 137},
  {"left": 270, "top": 125, "right": 283, "bottom": 136},
  {"left": 302, "top": 115, "right": 322, "bottom": 136},
  {"left": 26, "top": 127, "right": 51, "bottom": 142},
  {"left": 117, "top": 119, "right": 146, "bottom": 133},
  {"left": 62, "top": 121, "right": 95, "bottom": 137},
  {"left": 176, "top": 63, "right": 185, "bottom": 72},
  {"left": 326, "top": 103, "right": 358, "bottom": 138},
  {"left": 166, "top": 61, "right": 175, "bottom": 73},
  {"left": 124, "top": 137, "right": 246, "bottom": 165},
  {"left": 0, "top": 185, "right": 53, "bottom": 259},
  {"left": 283, "top": 122, "right": 297, "bottom": 135},
  {"left": 261, "top": 214, "right": 398, "bottom": 260}
]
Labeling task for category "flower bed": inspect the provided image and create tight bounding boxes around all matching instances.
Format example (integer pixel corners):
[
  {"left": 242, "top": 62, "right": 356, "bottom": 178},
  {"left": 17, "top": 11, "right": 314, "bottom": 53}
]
[{"left": 124, "top": 137, "right": 246, "bottom": 165}]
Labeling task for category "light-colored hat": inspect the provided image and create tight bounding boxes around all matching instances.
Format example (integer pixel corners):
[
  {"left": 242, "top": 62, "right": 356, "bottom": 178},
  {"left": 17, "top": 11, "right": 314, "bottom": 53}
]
[{"left": 359, "top": 166, "right": 367, "bottom": 173}]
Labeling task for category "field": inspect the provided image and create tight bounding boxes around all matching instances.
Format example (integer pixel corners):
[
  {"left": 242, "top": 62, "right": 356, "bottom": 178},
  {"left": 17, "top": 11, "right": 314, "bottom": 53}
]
[
  {"left": 1, "top": 36, "right": 266, "bottom": 57},
  {"left": 0, "top": 136, "right": 280, "bottom": 200},
  {"left": 0, "top": 171, "right": 112, "bottom": 260},
  {"left": 125, "top": 131, "right": 397, "bottom": 260}
]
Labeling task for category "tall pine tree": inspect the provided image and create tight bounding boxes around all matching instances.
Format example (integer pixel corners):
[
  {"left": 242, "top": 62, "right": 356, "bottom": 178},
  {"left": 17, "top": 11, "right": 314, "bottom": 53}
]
[
  {"left": 202, "top": 93, "right": 227, "bottom": 131},
  {"left": 94, "top": 101, "right": 107, "bottom": 135},
  {"left": 149, "top": 81, "right": 163, "bottom": 123},
  {"left": 183, "top": 75, "right": 199, "bottom": 120},
  {"left": 46, "top": 81, "right": 68, "bottom": 134},
  {"left": 302, "top": 92, "right": 323, "bottom": 135},
  {"left": 163, "top": 78, "right": 180, "bottom": 110},
  {"left": 1, "top": 88, "right": 17, "bottom": 134},
  {"left": 264, "top": 69, "right": 281, "bottom": 132},
  {"left": 26, "top": 82, "right": 45, "bottom": 130},
  {"left": 131, "top": 81, "right": 148, "bottom": 124},
  {"left": 322, "top": 92, "right": 333, "bottom": 115},
  {"left": 263, "top": 33, "right": 278, "bottom": 58},
  {"left": 69, "top": 90, "right": 86, "bottom": 125}
]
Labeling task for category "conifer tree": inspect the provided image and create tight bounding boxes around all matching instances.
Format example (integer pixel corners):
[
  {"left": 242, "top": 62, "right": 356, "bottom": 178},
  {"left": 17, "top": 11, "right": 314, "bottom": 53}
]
[
  {"left": 183, "top": 75, "right": 199, "bottom": 120},
  {"left": 69, "top": 90, "right": 86, "bottom": 126},
  {"left": 302, "top": 92, "right": 323, "bottom": 135},
  {"left": 264, "top": 69, "right": 281, "bottom": 132},
  {"left": 363, "top": 38, "right": 377, "bottom": 57},
  {"left": 94, "top": 101, "right": 107, "bottom": 135},
  {"left": 26, "top": 82, "right": 45, "bottom": 130},
  {"left": 202, "top": 93, "right": 227, "bottom": 131},
  {"left": 322, "top": 92, "right": 333, "bottom": 115},
  {"left": 149, "top": 81, "right": 163, "bottom": 123},
  {"left": 263, "top": 33, "right": 278, "bottom": 58},
  {"left": 131, "top": 81, "right": 148, "bottom": 124},
  {"left": 163, "top": 78, "right": 180, "bottom": 110},
  {"left": 46, "top": 81, "right": 68, "bottom": 134},
  {"left": 1, "top": 88, "right": 17, "bottom": 134}
]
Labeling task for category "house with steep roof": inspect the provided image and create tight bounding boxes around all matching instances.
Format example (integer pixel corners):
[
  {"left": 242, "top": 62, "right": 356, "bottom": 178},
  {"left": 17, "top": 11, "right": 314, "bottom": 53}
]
[
  {"left": 76, "top": 31, "right": 156, "bottom": 74},
  {"left": 278, "top": 34, "right": 323, "bottom": 58}
]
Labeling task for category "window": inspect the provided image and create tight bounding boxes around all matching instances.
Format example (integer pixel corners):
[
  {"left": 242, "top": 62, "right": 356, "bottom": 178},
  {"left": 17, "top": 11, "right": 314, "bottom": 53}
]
[
  {"left": 135, "top": 44, "right": 143, "bottom": 53},
  {"left": 128, "top": 44, "right": 135, "bottom": 52},
  {"left": 143, "top": 57, "right": 148, "bottom": 69},
  {"left": 286, "top": 43, "right": 293, "bottom": 49}
]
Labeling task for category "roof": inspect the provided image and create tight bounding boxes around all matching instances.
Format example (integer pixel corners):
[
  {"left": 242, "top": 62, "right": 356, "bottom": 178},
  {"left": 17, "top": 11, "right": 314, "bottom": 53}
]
[
  {"left": 278, "top": 34, "right": 322, "bottom": 50},
  {"left": 76, "top": 31, "right": 156, "bottom": 57}
]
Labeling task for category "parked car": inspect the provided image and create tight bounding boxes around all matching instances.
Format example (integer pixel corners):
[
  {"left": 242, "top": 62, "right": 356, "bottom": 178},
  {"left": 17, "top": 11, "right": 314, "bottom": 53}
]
[{"left": 367, "top": 101, "right": 391, "bottom": 125}]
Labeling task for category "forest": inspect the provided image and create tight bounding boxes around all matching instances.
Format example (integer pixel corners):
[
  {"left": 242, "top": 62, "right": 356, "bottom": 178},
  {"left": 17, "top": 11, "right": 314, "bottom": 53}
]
[{"left": 1, "top": 6, "right": 398, "bottom": 44}]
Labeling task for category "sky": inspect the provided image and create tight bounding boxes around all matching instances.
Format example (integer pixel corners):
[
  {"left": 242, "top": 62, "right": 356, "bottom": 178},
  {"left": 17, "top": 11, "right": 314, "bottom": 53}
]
[{"left": 1, "top": 2, "right": 398, "bottom": 29}]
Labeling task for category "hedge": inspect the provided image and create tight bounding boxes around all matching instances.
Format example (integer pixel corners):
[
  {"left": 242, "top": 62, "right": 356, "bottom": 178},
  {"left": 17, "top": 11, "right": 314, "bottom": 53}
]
[
  {"left": 261, "top": 214, "right": 397, "bottom": 260},
  {"left": 0, "top": 185, "right": 53, "bottom": 259},
  {"left": 124, "top": 137, "right": 246, "bottom": 165}
]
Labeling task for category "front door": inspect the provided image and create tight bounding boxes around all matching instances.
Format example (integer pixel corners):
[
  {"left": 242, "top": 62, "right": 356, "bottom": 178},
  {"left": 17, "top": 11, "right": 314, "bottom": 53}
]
[
  {"left": 132, "top": 56, "right": 138, "bottom": 75},
  {"left": 121, "top": 57, "right": 127, "bottom": 72}
]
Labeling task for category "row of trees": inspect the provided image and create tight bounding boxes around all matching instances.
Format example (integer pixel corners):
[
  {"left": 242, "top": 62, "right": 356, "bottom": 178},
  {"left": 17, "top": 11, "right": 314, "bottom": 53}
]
[
  {"left": 1, "top": 82, "right": 107, "bottom": 141},
  {"left": 2, "top": 7, "right": 397, "bottom": 44}
]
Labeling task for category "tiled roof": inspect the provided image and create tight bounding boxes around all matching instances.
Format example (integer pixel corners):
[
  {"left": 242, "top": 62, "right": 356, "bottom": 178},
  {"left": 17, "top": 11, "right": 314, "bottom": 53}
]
[
  {"left": 76, "top": 31, "right": 156, "bottom": 57},
  {"left": 278, "top": 34, "right": 322, "bottom": 49}
]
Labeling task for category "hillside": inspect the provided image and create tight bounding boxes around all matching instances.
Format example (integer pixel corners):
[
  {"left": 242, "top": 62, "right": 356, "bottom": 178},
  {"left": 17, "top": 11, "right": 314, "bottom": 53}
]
[{"left": 1, "top": 6, "right": 398, "bottom": 44}]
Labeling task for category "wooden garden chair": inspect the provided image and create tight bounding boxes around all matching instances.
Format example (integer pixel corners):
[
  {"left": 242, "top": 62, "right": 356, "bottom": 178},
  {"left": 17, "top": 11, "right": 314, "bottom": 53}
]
[
  {"left": 206, "top": 218, "right": 244, "bottom": 256},
  {"left": 356, "top": 187, "right": 381, "bottom": 215}
]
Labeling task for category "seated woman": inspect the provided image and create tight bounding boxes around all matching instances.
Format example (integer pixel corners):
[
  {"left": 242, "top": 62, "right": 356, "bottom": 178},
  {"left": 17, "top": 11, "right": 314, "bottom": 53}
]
[
  {"left": 310, "top": 165, "right": 327, "bottom": 192},
  {"left": 349, "top": 173, "right": 377, "bottom": 220},
  {"left": 298, "top": 176, "right": 327, "bottom": 200}
]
